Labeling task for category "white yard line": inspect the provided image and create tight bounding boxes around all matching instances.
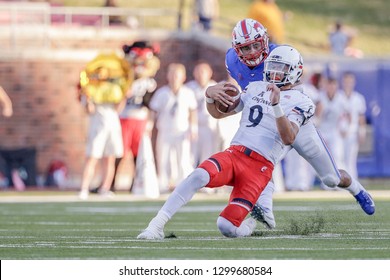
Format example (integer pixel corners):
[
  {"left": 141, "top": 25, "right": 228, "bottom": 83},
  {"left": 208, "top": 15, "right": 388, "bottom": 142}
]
[{"left": 0, "top": 190, "right": 389, "bottom": 203}]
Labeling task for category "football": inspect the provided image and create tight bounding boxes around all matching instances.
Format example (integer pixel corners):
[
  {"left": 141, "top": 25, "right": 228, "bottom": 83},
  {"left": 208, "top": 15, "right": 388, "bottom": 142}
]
[{"left": 215, "top": 84, "right": 241, "bottom": 114}]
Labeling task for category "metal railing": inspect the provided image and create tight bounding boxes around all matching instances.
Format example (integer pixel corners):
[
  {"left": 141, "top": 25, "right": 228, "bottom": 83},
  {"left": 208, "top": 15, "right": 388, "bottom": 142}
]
[
  {"left": 0, "top": 2, "right": 182, "bottom": 49},
  {"left": 0, "top": 2, "right": 236, "bottom": 50},
  {"left": 0, "top": 2, "right": 181, "bottom": 27}
]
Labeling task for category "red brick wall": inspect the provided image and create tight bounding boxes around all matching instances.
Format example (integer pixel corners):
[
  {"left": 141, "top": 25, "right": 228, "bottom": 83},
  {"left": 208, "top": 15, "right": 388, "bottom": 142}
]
[{"left": 0, "top": 34, "right": 228, "bottom": 187}]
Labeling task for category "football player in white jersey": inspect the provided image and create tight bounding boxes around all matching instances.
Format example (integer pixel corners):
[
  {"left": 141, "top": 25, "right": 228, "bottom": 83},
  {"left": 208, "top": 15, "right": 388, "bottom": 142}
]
[
  {"left": 137, "top": 46, "right": 315, "bottom": 239},
  {"left": 227, "top": 19, "right": 375, "bottom": 230}
]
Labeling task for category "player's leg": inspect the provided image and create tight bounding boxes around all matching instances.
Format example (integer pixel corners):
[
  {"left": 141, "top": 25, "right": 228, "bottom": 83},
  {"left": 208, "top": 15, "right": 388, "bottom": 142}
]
[
  {"left": 293, "top": 122, "right": 375, "bottom": 215},
  {"left": 137, "top": 151, "right": 236, "bottom": 239},
  {"left": 218, "top": 152, "right": 274, "bottom": 237},
  {"left": 137, "top": 168, "right": 211, "bottom": 239}
]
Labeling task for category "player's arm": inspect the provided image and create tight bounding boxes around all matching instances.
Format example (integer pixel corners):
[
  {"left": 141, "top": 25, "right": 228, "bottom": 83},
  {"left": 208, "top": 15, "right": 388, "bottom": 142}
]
[
  {"left": 268, "top": 83, "right": 299, "bottom": 145},
  {"left": 205, "top": 82, "right": 239, "bottom": 119},
  {"left": 0, "top": 86, "right": 13, "bottom": 117}
]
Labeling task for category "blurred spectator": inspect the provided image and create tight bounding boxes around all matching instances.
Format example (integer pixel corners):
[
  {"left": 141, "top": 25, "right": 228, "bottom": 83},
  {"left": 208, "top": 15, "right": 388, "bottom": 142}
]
[
  {"left": 317, "top": 77, "right": 350, "bottom": 179},
  {"left": 185, "top": 60, "right": 219, "bottom": 166},
  {"left": 78, "top": 53, "right": 132, "bottom": 199},
  {"left": 110, "top": 41, "right": 160, "bottom": 193},
  {"left": 45, "top": 159, "right": 68, "bottom": 188},
  {"left": 328, "top": 20, "right": 363, "bottom": 58},
  {"left": 149, "top": 63, "right": 197, "bottom": 192},
  {"left": 0, "top": 86, "right": 13, "bottom": 118},
  {"left": 247, "top": 0, "right": 285, "bottom": 44},
  {"left": 341, "top": 72, "right": 367, "bottom": 179},
  {"left": 194, "top": 0, "right": 219, "bottom": 32},
  {"left": 310, "top": 71, "right": 326, "bottom": 93}
]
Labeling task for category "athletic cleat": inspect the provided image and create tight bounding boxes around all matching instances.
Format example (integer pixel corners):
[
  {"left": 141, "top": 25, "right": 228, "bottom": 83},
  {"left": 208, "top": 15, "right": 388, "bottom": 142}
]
[
  {"left": 250, "top": 205, "right": 276, "bottom": 229},
  {"left": 354, "top": 190, "right": 375, "bottom": 215},
  {"left": 137, "top": 228, "right": 164, "bottom": 240}
]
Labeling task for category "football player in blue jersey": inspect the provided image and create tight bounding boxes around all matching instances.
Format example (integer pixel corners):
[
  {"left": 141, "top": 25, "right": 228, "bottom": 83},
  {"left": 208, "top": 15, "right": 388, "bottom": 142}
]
[{"left": 213, "top": 18, "right": 375, "bottom": 229}]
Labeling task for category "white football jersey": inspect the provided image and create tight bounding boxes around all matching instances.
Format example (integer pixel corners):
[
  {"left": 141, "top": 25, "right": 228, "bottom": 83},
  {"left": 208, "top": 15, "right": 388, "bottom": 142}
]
[
  {"left": 149, "top": 85, "right": 197, "bottom": 133},
  {"left": 231, "top": 81, "right": 315, "bottom": 165},
  {"left": 342, "top": 91, "right": 366, "bottom": 135}
]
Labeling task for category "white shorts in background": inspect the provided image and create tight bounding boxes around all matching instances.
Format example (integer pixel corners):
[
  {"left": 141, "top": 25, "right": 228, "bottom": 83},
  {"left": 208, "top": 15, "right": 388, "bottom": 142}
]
[{"left": 86, "top": 105, "right": 123, "bottom": 159}]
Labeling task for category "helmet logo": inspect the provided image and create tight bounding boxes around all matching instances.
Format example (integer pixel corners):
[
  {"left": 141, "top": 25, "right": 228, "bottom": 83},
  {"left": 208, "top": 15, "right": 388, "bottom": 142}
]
[
  {"left": 253, "top": 21, "right": 263, "bottom": 32},
  {"left": 240, "top": 20, "right": 250, "bottom": 40},
  {"left": 270, "top": 55, "right": 282, "bottom": 60}
]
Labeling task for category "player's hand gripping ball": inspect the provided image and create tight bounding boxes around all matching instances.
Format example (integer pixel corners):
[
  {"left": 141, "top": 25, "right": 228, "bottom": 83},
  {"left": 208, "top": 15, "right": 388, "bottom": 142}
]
[{"left": 215, "top": 84, "right": 241, "bottom": 114}]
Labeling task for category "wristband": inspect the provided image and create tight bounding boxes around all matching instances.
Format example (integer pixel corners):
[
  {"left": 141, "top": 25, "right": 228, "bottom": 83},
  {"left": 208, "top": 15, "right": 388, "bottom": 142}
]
[
  {"left": 206, "top": 97, "right": 215, "bottom": 104},
  {"left": 272, "top": 103, "right": 284, "bottom": 118}
]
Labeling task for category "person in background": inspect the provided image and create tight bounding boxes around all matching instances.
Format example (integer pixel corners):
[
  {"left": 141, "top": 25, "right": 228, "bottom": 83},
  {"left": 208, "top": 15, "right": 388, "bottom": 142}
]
[
  {"left": 0, "top": 86, "right": 15, "bottom": 188},
  {"left": 78, "top": 53, "right": 132, "bottom": 200},
  {"left": 149, "top": 63, "right": 198, "bottom": 193},
  {"left": 185, "top": 60, "right": 219, "bottom": 166},
  {"left": 340, "top": 72, "right": 367, "bottom": 179},
  {"left": 329, "top": 21, "right": 350, "bottom": 56},
  {"left": 248, "top": 0, "right": 285, "bottom": 44},
  {"left": 0, "top": 86, "right": 13, "bottom": 118},
  {"left": 317, "top": 77, "right": 349, "bottom": 175},
  {"left": 109, "top": 41, "right": 160, "bottom": 193},
  {"left": 328, "top": 20, "right": 363, "bottom": 58},
  {"left": 194, "top": 0, "right": 219, "bottom": 32}
]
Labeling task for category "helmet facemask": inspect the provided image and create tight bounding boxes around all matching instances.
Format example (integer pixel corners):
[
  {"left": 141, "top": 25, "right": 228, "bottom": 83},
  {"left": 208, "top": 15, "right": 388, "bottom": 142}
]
[
  {"left": 263, "top": 45, "right": 304, "bottom": 87},
  {"left": 234, "top": 37, "right": 269, "bottom": 67},
  {"left": 264, "top": 61, "right": 291, "bottom": 86}
]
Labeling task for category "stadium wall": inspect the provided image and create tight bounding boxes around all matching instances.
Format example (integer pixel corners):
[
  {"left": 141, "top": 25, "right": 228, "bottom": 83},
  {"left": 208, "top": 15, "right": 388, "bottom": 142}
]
[{"left": 0, "top": 31, "right": 228, "bottom": 188}]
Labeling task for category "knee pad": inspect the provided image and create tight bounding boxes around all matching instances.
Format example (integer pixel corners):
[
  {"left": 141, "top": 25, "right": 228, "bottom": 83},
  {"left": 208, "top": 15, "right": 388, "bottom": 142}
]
[
  {"left": 219, "top": 202, "right": 250, "bottom": 227},
  {"left": 321, "top": 174, "right": 340, "bottom": 188}
]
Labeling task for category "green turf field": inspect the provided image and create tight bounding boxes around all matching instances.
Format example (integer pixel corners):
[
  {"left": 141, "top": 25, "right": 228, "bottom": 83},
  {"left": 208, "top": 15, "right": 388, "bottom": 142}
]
[{"left": 0, "top": 193, "right": 389, "bottom": 260}]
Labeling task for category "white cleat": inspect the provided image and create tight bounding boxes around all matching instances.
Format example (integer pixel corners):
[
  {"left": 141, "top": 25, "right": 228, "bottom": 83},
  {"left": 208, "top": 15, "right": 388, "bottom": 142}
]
[
  {"left": 137, "top": 228, "right": 164, "bottom": 240},
  {"left": 250, "top": 205, "right": 276, "bottom": 229}
]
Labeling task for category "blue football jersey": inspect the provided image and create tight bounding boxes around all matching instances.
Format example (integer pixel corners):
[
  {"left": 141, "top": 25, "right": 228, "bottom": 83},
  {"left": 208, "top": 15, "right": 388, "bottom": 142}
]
[{"left": 225, "top": 44, "right": 278, "bottom": 90}]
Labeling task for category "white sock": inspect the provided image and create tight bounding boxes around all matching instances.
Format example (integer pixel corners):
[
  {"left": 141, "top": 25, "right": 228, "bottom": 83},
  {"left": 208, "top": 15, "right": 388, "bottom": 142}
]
[
  {"left": 256, "top": 181, "right": 275, "bottom": 211},
  {"left": 345, "top": 178, "right": 364, "bottom": 196},
  {"left": 149, "top": 168, "right": 210, "bottom": 229},
  {"left": 148, "top": 211, "right": 170, "bottom": 231}
]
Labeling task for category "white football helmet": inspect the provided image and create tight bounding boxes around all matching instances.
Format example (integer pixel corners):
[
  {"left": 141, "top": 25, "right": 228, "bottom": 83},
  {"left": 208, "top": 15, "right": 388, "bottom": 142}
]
[
  {"left": 263, "top": 45, "right": 304, "bottom": 87},
  {"left": 232, "top": 19, "right": 269, "bottom": 67}
]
